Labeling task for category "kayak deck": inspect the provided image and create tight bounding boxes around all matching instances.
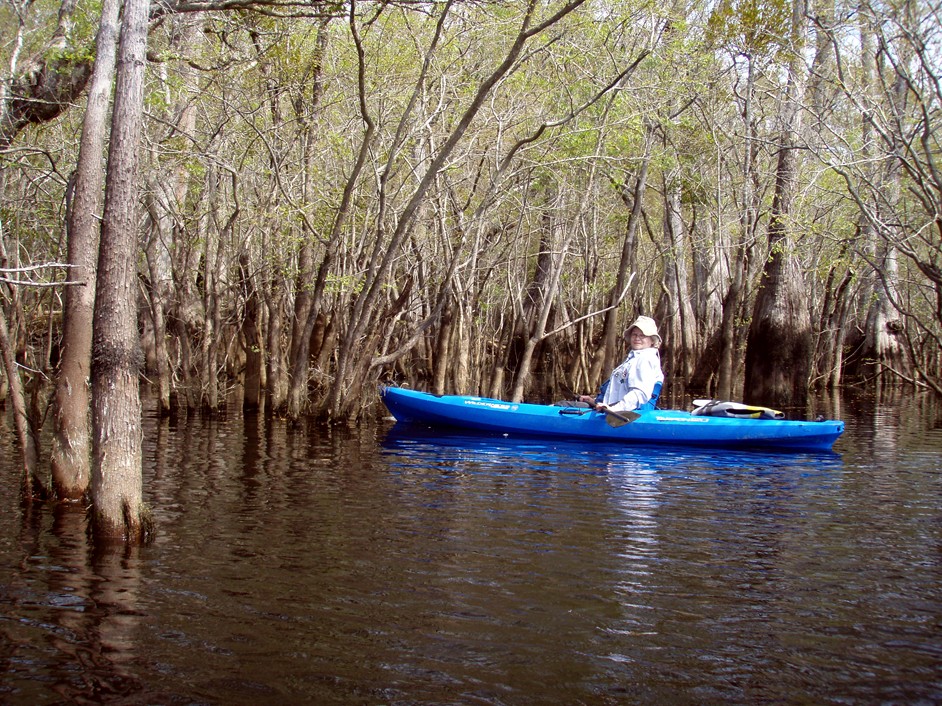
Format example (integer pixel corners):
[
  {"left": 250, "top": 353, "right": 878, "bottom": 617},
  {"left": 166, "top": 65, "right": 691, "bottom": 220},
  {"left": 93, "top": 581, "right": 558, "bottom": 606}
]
[{"left": 380, "top": 386, "right": 845, "bottom": 453}]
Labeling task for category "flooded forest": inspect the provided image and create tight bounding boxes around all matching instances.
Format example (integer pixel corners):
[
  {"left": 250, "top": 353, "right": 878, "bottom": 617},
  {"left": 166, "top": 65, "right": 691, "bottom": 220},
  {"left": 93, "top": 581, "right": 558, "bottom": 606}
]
[{"left": 1, "top": 1, "right": 940, "bottom": 538}]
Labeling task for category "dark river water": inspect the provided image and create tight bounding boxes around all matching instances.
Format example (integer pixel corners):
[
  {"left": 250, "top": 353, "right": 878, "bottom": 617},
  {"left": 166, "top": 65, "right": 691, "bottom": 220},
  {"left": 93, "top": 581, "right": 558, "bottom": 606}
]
[{"left": 1, "top": 390, "right": 940, "bottom": 705}]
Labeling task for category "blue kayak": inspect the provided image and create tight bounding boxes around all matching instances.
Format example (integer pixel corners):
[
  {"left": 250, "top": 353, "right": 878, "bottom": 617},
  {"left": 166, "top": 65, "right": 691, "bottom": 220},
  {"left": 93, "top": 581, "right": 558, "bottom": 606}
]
[{"left": 379, "top": 386, "right": 845, "bottom": 453}]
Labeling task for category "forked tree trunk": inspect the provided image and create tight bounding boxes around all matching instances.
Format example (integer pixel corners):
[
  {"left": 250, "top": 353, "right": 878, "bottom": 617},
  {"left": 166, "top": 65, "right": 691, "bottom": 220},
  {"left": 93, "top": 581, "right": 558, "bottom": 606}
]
[
  {"left": 280, "top": 21, "right": 330, "bottom": 419},
  {"left": 49, "top": 0, "right": 121, "bottom": 500},
  {"left": 432, "top": 297, "right": 455, "bottom": 395},
  {"left": 816, "top": 250, "right": 854, "bottom": 389},
  {"left": 90, "top": 0, "right": 150, "bottom": 543}
]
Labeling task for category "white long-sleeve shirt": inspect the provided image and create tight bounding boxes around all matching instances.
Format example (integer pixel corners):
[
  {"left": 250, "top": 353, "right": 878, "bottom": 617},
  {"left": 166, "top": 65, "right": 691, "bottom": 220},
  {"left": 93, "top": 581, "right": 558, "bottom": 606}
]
[{"left": 600, "top": 347, "right": 664, "bottom": 412}]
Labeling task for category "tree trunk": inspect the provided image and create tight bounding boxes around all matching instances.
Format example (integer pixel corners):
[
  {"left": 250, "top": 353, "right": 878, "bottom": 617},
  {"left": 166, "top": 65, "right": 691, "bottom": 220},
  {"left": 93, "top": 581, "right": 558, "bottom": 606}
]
[
  {"left": 266, "top": 285, "right": 289, "bottom": 413},
  {"left": 161, "top": 16, "right": 202, "bottom": 412},
  {"left": 716, "top": 253, "right": 746, "bottom": 401},
  {"left": 816, "top": 256, "right": 854, "bottom": 389},
  {"left": 744, "top": 0, "right": 811, "bottom": 406},
  {"left": 454, "top": 301, "right": 471, "bottom": 393},
  {"left": 856, "top": 13, "right": 910, "bottom": 383},
  {"left": 143, "top": 194, "right": 173, "bottom": 415},
  {"left": 328, "top": 1, "right": 590, "bottom": 417},
  {"left": 90, "top": 0, "right": 150, "bottom": 544},
  {"left": 0, "top": 302, "right": 40, "bottom": 495},
  {"left": 240, "top": 255, "right": 262, "bottom": 412},
  {"left": 716, "top": 51, "right": 759, "bottom": 401},
  {"left": 199, "top": 162, "right": 236, "bottom": 413},
  {"left": 862, "top": 246, "right": 908, "bottom": 381},
  {"left": 49, "top": 0, "right": 121, "bottom": 500},
  {"left": 656, "top": 180, "right": 697, "bottom": 384},
  {"left": 600, "top": 142, "right": 650, "bottom": 381},
  {"left": 432, "top": 297, "right": 456, "bottom": 395},
  {"left": 285, "top": 239, "right": 320, "bottom": 418},
  {"left": 690, "top": 211, "right": 728, "bottom": 392}
]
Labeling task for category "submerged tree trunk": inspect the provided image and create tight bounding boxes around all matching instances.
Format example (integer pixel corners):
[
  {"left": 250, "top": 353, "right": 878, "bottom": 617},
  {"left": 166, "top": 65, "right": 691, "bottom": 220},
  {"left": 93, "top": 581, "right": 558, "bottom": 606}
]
[
  {"left": 715, "top": 42, "right": 763, "bottom": 401},
  {"left": 265, "top": 284, "right": 289, "bottom": 414},
  {"left": 744, "top": 0, "right": 811, "bottom": 406},
  {"left": 0, "top": 301, "right": 40, "bottom": 495},
  {"left": 862, "top": 246, "right": 908, "bottom": 382},
  {"left": 855, "top": 13, "right": 910, "bottom": 384},
  {"left": 240, "top": 255, "right": 263, "bottom": 412},
  {"left": 816, "top": 240, "right": 855, "bottom": 389},
  {"left": 90, "top": 0, "right": 150, "bottom": 543},
  {"left": 50, "top": 0, "right": 121, "bottom": 500},
  {"left": 143, "top": 189, "right": 173, "bottom": 415}
]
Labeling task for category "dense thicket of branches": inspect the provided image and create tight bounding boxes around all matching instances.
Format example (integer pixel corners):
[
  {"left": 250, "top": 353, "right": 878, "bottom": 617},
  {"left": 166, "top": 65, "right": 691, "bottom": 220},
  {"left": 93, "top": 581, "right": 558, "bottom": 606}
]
[{"left": 2, "top": 0, "right": 940, "bottom": 479}]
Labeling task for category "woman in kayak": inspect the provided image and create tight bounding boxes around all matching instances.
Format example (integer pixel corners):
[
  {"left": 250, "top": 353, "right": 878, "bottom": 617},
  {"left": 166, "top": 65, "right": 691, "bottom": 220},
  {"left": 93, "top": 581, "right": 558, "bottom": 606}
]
[{"left": 579, "top": 315, "right": 664, "bottom": 413}]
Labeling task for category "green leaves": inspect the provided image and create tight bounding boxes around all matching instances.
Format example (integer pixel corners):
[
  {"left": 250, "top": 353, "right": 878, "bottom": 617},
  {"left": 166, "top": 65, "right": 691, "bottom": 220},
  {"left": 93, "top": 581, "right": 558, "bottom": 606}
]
[{"left": 706, "top": 0, "right": 791, "bottom": 58}]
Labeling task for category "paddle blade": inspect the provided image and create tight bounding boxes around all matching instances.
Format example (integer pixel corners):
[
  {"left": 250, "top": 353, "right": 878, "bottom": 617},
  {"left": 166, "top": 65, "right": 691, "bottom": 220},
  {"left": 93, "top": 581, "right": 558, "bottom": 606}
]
[{"left": 603, "top": 408, "right": 640, "bottom": 427}]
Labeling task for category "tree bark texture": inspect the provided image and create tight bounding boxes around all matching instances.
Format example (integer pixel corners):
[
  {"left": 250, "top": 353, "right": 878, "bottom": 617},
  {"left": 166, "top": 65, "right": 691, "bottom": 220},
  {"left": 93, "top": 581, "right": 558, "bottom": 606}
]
[
  {"left": 50, "top": 0, "right": 121, "bottom": 501},
  {"left": 0, "top": 302, "right": 40, "bottom": 495},
  {"left": 142, "top": 189, "right": 172, "bottom": 415},
  {"left": 716, "top": 49, "right": 759, "bottom": 401},
  {"left": 239, "top": 255, "right": 263, "bottom": 412},
  {"left": 656, "top": 183, "right": 697, "bottom": 384},
  {"left": 856, "top": 14, "right": 910, "bottom": 383},
  {"left": 91, "top": 0, "right": 150, "bottom": 543},
  {"left": 745, "top": 0, "right": 812, "bottom": 406}
]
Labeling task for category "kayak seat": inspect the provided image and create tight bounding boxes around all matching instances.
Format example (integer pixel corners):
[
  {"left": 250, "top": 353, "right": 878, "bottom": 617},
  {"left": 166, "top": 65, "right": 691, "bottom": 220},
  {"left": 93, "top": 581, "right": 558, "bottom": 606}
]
[{"left": 636, "top": 381, "right": 662, "bottom": 412}]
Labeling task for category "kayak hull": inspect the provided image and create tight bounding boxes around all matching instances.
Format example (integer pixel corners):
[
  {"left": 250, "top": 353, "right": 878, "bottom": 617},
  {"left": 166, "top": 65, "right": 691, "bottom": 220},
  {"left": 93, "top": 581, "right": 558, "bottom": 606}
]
[{"left": 379, "top": 386, "right": 845, "bottom": 453}]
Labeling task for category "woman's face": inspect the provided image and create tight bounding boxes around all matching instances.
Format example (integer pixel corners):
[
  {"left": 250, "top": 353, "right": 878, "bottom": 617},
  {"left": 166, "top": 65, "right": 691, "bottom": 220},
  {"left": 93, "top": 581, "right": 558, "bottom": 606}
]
[{"left": 626, "top": 327, "right": 653, "bottom": 350}]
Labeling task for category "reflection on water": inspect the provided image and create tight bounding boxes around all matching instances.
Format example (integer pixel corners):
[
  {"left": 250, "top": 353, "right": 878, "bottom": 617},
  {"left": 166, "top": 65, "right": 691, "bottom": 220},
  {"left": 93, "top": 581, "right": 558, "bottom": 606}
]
[{"left": 0, "top": 392, "right": 940, "bottom": 705}]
